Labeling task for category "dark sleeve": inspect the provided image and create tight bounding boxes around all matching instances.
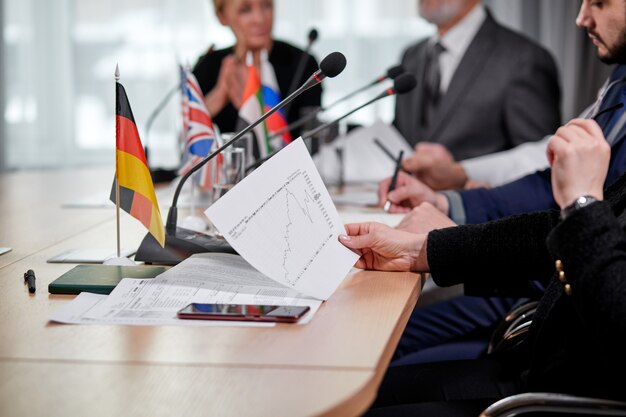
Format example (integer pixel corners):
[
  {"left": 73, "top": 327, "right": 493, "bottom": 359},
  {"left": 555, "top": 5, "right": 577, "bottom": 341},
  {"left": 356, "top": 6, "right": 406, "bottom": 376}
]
[
  {"left": 192, "top": 48, "right": 239, "bottom": 132},
  {"left": 460, "top": 167, "right": 557, "bottom": 223},
  {"left": 546, "top": 201, "right": 626, "bottom": 357},
  {"left": 286, "top": 53, "right": 322, "bottom": 125},
  {"left": 427, "top": 209, "right": 557, "bottom": 288},
  {"left": 502, "top": 44, "right": 562, "bottom": 148},
  {"left": 270, "top": 41, "right": 322, "bottom": 137}
]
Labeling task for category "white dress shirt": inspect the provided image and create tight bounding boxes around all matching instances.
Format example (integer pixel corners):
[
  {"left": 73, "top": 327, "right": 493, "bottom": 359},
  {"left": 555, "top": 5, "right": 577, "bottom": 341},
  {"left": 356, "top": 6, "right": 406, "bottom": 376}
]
[{"left": 435, "top": 4, "right": 487, "bottom": 94}]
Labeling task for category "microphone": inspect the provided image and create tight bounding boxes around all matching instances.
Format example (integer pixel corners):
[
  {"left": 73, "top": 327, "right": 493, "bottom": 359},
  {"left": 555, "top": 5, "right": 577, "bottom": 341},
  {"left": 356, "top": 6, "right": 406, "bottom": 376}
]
[
  {"left": 284, "top": 28, "right": 320, "bottom": 116},
  {"left": 270, "top": 63, "right": 406, "bottom": 140},
  {"left": 134, "top": 51, "right": 347, "bottom": 265},
  {"left": 245, "top": 73, "right": 417, "bottom": 173}
]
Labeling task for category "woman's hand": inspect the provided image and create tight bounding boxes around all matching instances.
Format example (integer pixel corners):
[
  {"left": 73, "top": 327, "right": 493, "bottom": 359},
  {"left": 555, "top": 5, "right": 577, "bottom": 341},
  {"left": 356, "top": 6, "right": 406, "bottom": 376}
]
[
  {"left": 339, "top": 222, "right": 429, "bottom": 272},
  {"left": 547, "top": 119, "right": 609, "bottom": 208},
  {"left": 204, "top": 55, "right": 247, "bottom": 115}
]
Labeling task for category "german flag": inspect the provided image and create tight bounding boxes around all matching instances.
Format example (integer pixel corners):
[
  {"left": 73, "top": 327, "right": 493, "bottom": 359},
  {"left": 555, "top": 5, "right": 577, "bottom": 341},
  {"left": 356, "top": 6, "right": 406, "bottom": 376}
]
[{"left": 110, "top": 82, "right": 165, "bottom": 247}]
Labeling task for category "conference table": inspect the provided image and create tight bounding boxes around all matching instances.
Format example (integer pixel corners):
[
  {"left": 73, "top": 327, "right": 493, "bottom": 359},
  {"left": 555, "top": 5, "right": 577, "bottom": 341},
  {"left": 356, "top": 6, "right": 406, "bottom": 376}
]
[{"left": 0, "top": 169, "right": 422, "bottom": 417}]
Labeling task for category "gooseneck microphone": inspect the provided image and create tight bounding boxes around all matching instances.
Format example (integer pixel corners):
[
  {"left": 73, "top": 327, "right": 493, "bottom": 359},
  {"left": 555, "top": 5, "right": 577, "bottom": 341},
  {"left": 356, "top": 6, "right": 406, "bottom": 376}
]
[
  {"left": 285, "top": 28, "right": 320, "bottom": 104},
  {"left": 270, "top": 63, "right": 406, "bottom": 139},
  {"left": 245, "top": 73, "right": 417, "bottom": 173},
  {"left": 134, "top": 51, "right": 347, "bottom": 265}
]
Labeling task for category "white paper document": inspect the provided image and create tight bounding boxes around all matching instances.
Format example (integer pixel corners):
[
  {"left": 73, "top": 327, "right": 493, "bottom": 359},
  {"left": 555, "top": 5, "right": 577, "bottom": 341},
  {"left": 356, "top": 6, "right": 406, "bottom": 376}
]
[
  {"left": 205, "top": 138, "right": 359, "bottom": 300},
  {"left": 339, "top": 208, "right": 405, "bottom": 228},
  {"left": 50, "top": 253, "right": 322, "bottom": 326},
  {"left": 316, "top": 121, "right": 413, "bottom": 183}
]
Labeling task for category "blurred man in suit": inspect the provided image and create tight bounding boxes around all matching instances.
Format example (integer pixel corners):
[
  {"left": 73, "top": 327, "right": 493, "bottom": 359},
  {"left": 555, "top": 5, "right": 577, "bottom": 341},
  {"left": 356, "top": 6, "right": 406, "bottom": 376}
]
[{"left": 394, "top": 0, "right": 561, "bottom": 160}]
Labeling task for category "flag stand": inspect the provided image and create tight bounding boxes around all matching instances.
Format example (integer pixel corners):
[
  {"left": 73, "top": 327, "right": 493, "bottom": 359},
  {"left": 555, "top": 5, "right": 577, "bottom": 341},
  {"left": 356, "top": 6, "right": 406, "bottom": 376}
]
[{"left": 105, "top": 65, "right": 138, "bottom": 266}]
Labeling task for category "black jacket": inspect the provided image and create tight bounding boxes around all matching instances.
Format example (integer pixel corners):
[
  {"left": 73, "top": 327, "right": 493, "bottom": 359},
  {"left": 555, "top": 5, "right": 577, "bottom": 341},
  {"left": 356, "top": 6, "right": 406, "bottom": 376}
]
[{"left": 427, "top": 172, "right": 626, "bottom": 400}]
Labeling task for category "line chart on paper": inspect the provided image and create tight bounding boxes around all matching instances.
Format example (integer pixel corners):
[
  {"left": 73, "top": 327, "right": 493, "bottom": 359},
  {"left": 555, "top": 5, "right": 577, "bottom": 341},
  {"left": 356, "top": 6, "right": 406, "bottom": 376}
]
[
  {"left": 205, "top": 138, "right": 360, "bottom": 300},
  {"left": 226, "top": 168, "right": 335, "bottom": 286}
]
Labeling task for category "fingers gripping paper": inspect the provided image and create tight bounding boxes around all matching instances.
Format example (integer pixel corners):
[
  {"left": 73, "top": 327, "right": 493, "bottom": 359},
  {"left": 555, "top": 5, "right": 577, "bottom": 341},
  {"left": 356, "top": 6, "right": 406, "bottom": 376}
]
[{"left": 205, "top": 138, "right": 359, "bottom": 300}]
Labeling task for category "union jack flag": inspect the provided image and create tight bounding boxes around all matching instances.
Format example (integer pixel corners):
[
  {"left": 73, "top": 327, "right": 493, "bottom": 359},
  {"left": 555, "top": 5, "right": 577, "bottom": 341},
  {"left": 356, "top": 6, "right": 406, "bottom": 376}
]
[{"left": 178, "top": 65, "right": 216, "bottom": 189}]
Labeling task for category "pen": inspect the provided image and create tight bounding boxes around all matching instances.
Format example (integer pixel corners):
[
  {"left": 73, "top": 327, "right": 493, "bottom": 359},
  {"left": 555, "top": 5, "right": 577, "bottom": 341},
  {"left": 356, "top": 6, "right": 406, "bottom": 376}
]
[
  {"left": 24, "top": 269, "right": 36, "bottom": 293},
  {"left": 384, "top": 150, "right": 404, "bottom": 212},
  {"left": 373, "top": 138, "right": 411, "bottom": 174}
]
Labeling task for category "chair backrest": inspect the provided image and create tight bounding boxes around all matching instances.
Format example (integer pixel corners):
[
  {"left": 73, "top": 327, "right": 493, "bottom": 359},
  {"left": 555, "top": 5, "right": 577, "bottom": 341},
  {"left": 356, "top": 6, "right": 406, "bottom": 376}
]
[
  {"left": 487, "top": 300, "right": 539, "bottom": 354},
  {"left": 480, "top": 392, "right": 626, "bottom": 417}
]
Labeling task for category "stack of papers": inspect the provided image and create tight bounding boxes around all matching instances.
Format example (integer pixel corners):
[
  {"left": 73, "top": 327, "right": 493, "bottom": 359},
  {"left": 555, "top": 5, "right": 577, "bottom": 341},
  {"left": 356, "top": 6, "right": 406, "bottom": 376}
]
[{"left": 51, "top": 138, "right": 360, "bottom": 327}]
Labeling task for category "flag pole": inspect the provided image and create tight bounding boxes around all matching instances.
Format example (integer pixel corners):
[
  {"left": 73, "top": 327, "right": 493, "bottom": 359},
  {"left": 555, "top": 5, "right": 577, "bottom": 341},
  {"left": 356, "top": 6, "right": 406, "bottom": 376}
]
[{"left": 114, "top": 64, "right": 121, "bottom": 259}]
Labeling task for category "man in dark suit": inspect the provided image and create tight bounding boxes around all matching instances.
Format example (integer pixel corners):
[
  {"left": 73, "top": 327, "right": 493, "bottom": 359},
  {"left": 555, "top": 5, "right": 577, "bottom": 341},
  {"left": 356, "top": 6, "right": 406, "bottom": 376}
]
[{"left": 394, "top": 0, "right": 561, "bottom": 160}]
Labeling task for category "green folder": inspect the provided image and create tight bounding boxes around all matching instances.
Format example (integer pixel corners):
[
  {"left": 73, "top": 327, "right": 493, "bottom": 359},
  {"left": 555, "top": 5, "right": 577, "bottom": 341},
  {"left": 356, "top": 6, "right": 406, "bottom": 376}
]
[{"left": 48, "top": 265, "right": 168, "bottom": 295}]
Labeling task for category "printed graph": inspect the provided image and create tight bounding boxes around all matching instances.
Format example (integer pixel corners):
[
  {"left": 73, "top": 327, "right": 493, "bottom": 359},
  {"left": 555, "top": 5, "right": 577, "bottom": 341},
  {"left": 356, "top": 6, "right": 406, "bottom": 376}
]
[{"left": 226, "top": 168, "right": 335, "bottom": 286}]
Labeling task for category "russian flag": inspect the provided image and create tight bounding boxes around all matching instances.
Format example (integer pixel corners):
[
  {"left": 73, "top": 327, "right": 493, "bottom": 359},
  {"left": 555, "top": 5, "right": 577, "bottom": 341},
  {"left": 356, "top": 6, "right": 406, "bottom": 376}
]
[{"left": 261, "top": 50, "right": 291, "bottom": 150}]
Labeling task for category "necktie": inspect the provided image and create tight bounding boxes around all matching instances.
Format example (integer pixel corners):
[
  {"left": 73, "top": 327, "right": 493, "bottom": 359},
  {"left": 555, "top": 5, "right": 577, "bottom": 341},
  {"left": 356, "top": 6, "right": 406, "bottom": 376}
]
[
  {"left": 595, "top": 81, "right": 626, "bottom": 141},
  {"left": 594, "top": 66, "right": 626, "bottom": 138},
  {"left": 422, "top": 41, "right": 445, "bottom": 126}
]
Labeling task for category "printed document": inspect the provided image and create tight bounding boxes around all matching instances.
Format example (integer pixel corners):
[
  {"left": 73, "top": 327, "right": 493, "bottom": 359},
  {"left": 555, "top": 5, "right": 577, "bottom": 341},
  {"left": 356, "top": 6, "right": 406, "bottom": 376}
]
[
  {"left": 205, "top": 138, "right": 359, "bottom": 300},
  {"left": 50, "top": 253, "right": 322, "bottom": 326}
]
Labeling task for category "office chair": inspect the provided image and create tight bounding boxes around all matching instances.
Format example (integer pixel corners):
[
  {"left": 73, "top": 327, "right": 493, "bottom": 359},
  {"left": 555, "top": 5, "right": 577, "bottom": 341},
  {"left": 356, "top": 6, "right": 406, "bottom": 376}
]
[
  {"left": 482, "top": 303, "right": 626, "bottom": 416},
  {"left": 480, "top": 392, "right": 626, "bottom": 416},
  {"left": 487, "top": 300, "right": 539, "bottom": 354}
]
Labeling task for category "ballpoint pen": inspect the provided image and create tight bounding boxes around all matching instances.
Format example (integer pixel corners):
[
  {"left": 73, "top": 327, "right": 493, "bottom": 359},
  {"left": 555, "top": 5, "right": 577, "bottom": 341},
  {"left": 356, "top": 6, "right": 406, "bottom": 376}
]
[{"left": 383, "top": 150, "right": 404, "bottom": 212}]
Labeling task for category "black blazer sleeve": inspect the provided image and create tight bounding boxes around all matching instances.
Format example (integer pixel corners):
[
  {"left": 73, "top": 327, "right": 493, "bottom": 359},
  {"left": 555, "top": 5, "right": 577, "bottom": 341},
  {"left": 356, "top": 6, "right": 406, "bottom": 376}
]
[
  {"left": 427, "top": 210, "right": 558, "bottom": 289},
  {"left": 546, "top": 202, "right": 626, "bottom": 363}
]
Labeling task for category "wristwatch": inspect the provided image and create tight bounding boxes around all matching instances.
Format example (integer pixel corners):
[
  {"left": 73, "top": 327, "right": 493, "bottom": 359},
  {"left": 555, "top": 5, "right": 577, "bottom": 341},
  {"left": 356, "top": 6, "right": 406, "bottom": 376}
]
[{"left": 560, "top": 195, "right": 598, "bottom": 220}]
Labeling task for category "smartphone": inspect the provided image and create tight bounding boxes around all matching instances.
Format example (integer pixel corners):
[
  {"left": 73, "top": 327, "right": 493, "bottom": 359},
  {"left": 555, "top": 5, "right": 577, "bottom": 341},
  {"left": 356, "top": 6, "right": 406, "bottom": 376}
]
[{"left": 177, "top": 303, "right": 310, "bottom": 323}]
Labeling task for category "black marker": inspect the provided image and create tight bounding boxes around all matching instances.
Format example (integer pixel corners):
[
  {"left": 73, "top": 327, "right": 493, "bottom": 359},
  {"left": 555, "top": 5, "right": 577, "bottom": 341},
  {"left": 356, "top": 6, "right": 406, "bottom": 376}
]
[{"left": 24, "top": 269, "right": 36, "bottom": 293}]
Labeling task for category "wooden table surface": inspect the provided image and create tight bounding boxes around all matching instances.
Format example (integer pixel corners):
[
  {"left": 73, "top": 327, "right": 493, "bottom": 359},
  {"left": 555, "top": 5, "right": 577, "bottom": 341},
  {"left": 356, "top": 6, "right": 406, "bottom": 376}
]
[{"left": 0, "top": 169, "right": 421, "bottom": 417}]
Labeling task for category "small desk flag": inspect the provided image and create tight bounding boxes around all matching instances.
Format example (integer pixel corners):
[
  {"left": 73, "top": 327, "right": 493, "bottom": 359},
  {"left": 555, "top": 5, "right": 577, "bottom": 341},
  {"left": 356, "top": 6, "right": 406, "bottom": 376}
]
[
  {"left": 178, "top": 65, "right": 217, "bottom": 189},
  {"left": 238, "top": 52, "right": 268, "bottom": 158},
  {"left": 261, "top": 50, "right": 291, "bottom": 150},
  {"left": 110, "top": 81, "right": 165, "bottom": 247}
]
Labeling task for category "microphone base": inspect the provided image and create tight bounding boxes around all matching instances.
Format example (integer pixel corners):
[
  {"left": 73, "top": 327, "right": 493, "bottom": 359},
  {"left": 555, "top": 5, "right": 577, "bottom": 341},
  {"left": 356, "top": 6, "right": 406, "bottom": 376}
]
[
  {"left": 149, "top": 167, "right": 178, "bottom": 184},
  {"left": 135, "top": 227, "right": 237, "bottom": 266}
]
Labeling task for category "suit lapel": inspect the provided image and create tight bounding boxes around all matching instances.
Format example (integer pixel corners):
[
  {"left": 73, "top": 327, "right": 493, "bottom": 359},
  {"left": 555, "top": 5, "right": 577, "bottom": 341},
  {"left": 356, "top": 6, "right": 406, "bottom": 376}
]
[{"left": 426, "top": 14, "right": 497, "bottom": 140}]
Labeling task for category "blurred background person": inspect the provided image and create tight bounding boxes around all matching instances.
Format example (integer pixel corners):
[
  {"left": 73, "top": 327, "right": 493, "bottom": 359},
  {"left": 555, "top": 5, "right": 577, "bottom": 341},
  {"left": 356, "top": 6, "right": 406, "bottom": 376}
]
[
  {"left": 394, "top": 0, "right": 561, "bottom": 160},
  {"left": 193, "top": 0, "right": 322, "bottom": 139}
]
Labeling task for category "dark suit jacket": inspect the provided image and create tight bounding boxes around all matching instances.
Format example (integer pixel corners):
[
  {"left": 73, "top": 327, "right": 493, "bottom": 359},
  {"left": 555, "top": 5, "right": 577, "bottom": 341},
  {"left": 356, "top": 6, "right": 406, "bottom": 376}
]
[
  {"left": 394, "top": 11, "right": 561, "bottom": 160},
  {"left": 427, "top": 171, "right": 626, "bottom": 400}
]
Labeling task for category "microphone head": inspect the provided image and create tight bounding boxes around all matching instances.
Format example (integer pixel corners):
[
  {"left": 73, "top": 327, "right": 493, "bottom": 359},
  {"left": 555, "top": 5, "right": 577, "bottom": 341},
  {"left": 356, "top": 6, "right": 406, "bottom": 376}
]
[
  {"left": 386, "top": 64, "right": 405, "bottom": 80},
  {"left": 319, "top": 52, "right": 347, "bottom": 78},
  {"left": 308, "top": 28, "right": 319, "bottom": 43},
  {"left": 393, "top": 73, "right": 417, "bottom": 94}
]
